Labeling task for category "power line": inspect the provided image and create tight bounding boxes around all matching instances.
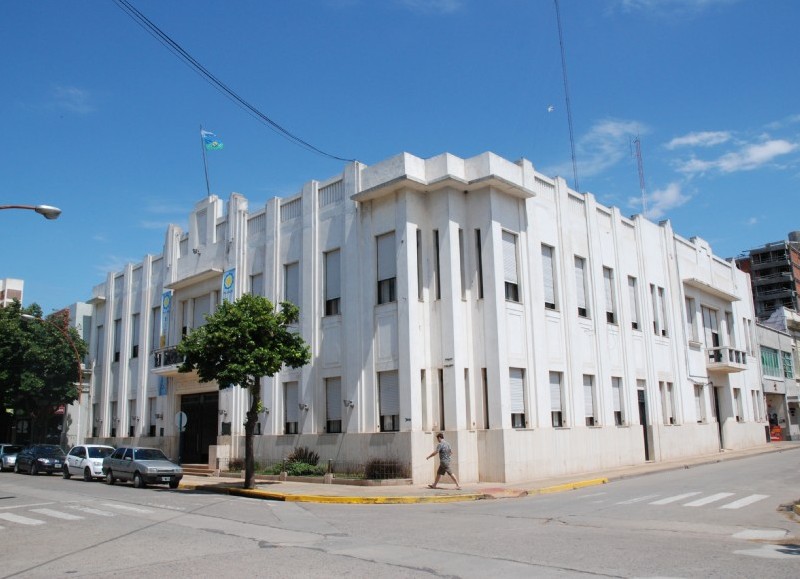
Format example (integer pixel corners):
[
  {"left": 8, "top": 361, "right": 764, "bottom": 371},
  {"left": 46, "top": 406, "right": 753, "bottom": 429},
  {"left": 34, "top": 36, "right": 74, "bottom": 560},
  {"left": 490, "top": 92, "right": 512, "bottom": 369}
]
[
  {"left": 113, "top": 0, "right": 354, "bottom": 163},
  {"left": 554, "top": 0, "right": 579, "bottom": 192}
]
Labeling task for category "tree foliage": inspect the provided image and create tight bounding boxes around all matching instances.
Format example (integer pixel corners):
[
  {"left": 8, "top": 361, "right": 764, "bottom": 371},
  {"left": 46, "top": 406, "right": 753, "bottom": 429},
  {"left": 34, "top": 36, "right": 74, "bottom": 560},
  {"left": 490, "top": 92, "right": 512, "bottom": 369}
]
[
  {"left": 177, "top": 293, "right": 310, "bottom": 488},
  {"left": 0, "top": 301, "right": 88, "bottom": 442}
]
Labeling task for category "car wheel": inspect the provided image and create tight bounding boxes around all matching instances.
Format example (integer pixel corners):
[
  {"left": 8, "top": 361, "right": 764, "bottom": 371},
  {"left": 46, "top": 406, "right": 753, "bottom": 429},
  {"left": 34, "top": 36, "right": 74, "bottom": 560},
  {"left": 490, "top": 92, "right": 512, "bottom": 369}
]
[
  {"left": 83, "top": 467, "right": 93, "bottom": 482},
  {"left": 168, "top": 479, "right": 179, "bottom": 489},
  {"left": 30, "top": 463, "right": 39, "bottom": 476},
  {"left": 105, "top": 471, "right": 115, "bottom": 485},
  {"left": 133, "top": 472, "right": 146, "bottom": 489},
  {"left": 62, "top": 465, "right": 71, "bottom": 479}
]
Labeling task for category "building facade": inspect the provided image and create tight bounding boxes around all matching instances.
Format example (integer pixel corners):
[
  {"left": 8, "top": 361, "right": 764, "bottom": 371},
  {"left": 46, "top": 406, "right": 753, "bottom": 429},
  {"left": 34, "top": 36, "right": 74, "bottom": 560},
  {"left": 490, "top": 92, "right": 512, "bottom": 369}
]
[
  {"left": 736, "top": 232, "right": 800, "bottom": 320},
  {"left": 81, "top": 152, "right": 767, "bottom": 483},
  {"left": 758, "top": 307, "right": 800, "bottom": 440}
]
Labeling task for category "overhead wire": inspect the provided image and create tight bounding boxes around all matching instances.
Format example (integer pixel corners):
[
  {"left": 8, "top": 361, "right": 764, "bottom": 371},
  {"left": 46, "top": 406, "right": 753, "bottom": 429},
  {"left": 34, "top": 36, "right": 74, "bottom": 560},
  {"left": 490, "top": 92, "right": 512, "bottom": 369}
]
[{"left": 112, "top": 0, "right": 354, "bottom": 163}]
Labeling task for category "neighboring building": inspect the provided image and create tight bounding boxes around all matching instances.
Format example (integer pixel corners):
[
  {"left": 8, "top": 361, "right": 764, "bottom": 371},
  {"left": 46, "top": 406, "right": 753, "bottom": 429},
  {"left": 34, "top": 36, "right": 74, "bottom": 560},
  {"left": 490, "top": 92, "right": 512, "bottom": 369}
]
[
  {"left": 82, "top": 152, "right": 766, "bottom": 484},
  {"left": 0, "top": 278, "right": 24, "bottom": 307},
  {"left": 61, "top": 302, "right": 95, "bottom": 447},
  {"left": 759, "top": 307, "right": 800, "bottom": 440},
  {"left": 736, "top": 232, "right": 800, "bottom": 320}
]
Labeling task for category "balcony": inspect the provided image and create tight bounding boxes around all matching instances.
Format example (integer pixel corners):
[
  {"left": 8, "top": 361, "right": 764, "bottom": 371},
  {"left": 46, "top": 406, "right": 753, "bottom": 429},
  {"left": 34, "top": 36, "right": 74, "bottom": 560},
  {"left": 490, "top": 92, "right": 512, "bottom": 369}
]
[
  {"left": 152, "top": 345, "right": 185, "bottom": 375},
  {"left": 706, "top": 346, "right": 748, "bottom": 373}
]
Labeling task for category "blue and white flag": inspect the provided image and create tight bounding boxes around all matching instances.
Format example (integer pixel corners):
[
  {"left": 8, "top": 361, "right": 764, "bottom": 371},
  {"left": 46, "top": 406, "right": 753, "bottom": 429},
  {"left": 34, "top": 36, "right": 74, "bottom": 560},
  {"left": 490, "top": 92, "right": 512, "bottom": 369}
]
[
  {"left": 222, "top": 268, "right": 236, "bottom": 302},
  {"left": 201, "top": 129, "right": 224, "bottom": 151}
]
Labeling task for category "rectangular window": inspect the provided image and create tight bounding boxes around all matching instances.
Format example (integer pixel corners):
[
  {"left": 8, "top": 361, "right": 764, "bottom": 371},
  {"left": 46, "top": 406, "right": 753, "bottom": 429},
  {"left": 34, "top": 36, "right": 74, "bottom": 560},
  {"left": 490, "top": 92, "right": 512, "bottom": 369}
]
[
  {"left": 433, "top": 230, "right": 441, "bottom": 300},
  {"left": 603, "top": 267, "right": 616, "bottom": 323},
  {"left": 324, "top": 249, "right": 341, "bottom": 316},
  {"left": 96, "top": 325, "right": 105, "bottom": 362},
  {"left": 420, "top": 369, "right": 428, "bottom": 431},
  {"left": 110, "top": 401, "right": 117, "bottom": 437},
  {"left": 181, "top": 300, "right": 189, "bottom": 337},
  {"left": 575, "top": 256, "right": 589, "bottom": 318},
  {"left": 783, "top": 351, "right": 794, "bottom": 378},
  {"left": 612, "top": 377, "right": 623, "bottom": 426},
  {"left": 378, "top": 370, "right": 399, "bottom": 432},
  {"left": 502, "top": 231, "right": 520, "bottom": 302},
  {"left": 113, "top": 319, "right": 121, "bottom": 362},
  {"left": 733, "top": 388, "right": 743, "bottom": 422},
  {"left": 416, "top": 229, "right": 424, "bottom": 300},
  {"left": 550, "top": 371, "right": 564, "bottom": 427},
  {"left": 459, "top": 228, "right": 467, "bottom": 300},
  {"left": 284, "top": 262, "right": 300, "bottom": 306},
  {"left": 743, "top": 317, "right": 753, "bottom": 355},
  {"left": 542, "top": 244, "right": 557, "bottom": 310},
  {"left": 325, "top": 377, "right": 342, "bottom": 433},
  {"left": 284, "top": 382, "right": 299, "bottom": 434},
  {"left": 148, "top": 396, "right": 157, "bottom": 437},
  {"left": 685, "top": 297, "right": 697, "bottom": 341},
  {"left": 760, "top": 347, "right": 781, "bottom": 376},
  {"left": 751, "top": 391, "right": 761, "bottom": 422},
  {"left": 651, "top": 285, "right": 667, "bottom": 336},
  {"left": 193, "top": 295, "right": 211, "bottom": 330},
  {"left": 702, "top": 306, "right": 720, "bottom": 351},
  {"left": 694, "top": 384, "right": 705, "bottom": 423},
  {"left": 377, "top": 232, "right": 396, "bottom": 305},
  {"left": 510, "top": 367, "right": 525, "bottom": 428},
  {"left": 150, "top": 307, "right": 160, "bottom": 352},
  {"left": 725, "top": 311, "right": 736, "bottom": 347},
  {"left": 659, "top": 287, "right": 668, "bottom": 337},
  {"left": 128, "top": 400, "right": 136, "bottom": 437},
  {"left": 660, "top": 381, "right": 675, "bottom": 424},
  {"left": 475, "top": 230, "right": 484, "bottom": 299},
  {"left": 438, "top": 368, "right": 445, "bottom": 430},
  {"left": 583, "top": 374, "right": 596, "bottom": 426},
  {"left": 249, "top": 273, "right": 264, "bottom": 296},
  {"left": 464, "top": 368, "right": 472, "bottom": 428},
  {"left": 481, "top": 367, "right": 489, "bottom": 429},
  {"left": 628, "top": 276, "right": 640, "bottom": 330},
  {"left": 130, "top": 314, "right": 140, "bottom": 358}
]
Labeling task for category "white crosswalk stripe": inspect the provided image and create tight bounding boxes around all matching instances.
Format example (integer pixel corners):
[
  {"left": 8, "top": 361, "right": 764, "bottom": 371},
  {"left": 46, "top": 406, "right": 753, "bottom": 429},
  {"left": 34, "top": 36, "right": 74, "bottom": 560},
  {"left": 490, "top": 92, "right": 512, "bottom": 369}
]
[
  {"left": 616, "top": 494, "right": 660, "bottom": 505},
  {"left": 684, "top": 492, "right": 735, "bottom": 507},
  {"left": 102, "top": 503, "right": 153, "bottom": 514},
  {"left": 66, "top": 505, "right": 116, "bottom": 517},
  {"left": 719, "top": 494, "right": 769, "bottom": 510},
  {"left": 649, "top": 492, "right": 702, "bottom": 505},
  {"left": 0, "top": 512, "right": 45, "bottom": 526},
  {"left": 30, "top": 508, "right": 84, "bottom": 521}
]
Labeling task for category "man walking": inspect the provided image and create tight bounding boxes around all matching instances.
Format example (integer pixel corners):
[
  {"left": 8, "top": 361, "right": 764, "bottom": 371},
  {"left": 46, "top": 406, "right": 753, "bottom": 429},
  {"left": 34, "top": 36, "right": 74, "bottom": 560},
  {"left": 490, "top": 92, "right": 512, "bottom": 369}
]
[{"left": 426, "top": 432, "right": 461, "bottom": 489}]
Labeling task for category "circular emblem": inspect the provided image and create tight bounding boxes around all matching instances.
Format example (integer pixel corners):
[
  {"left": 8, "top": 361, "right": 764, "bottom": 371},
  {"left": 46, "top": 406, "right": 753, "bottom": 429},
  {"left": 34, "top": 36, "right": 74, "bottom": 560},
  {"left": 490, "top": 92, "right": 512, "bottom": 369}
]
[
  {"left": 162, "top": 294, "right": 171, "bottom": 309},
  {"left": 223, "top": 272, "right": 234, "bottom": 290}
]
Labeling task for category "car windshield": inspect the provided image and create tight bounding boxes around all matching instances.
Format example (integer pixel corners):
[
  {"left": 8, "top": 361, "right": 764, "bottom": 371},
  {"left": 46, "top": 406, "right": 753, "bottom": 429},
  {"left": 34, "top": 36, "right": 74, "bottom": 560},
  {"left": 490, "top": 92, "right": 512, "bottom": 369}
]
[
  {"left": 3, "top": 446, "right": 23, "bottom": 454},
  {"left": 38, "top": 446, "right": 65, "bottom": 457},
  {"left": 134, "top": 449, "right": 168, "bottom": 461},
  {"left": 88, "top": 447, "right": 114, "bottom": 459}
]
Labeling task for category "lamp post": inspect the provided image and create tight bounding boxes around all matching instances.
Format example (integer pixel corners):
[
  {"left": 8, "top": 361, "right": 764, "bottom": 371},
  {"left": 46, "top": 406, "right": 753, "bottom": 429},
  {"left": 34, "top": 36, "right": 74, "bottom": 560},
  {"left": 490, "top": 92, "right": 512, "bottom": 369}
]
[{"left": 0, "top": 204, "right": 62, "bottom": 220}]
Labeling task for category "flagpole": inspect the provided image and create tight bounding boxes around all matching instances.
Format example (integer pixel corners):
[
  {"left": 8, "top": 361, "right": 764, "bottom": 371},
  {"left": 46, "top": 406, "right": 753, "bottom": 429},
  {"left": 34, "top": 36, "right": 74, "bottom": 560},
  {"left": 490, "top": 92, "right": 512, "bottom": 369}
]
[{"left": 200, "top": 124, "right": 211, "bottom": 197}]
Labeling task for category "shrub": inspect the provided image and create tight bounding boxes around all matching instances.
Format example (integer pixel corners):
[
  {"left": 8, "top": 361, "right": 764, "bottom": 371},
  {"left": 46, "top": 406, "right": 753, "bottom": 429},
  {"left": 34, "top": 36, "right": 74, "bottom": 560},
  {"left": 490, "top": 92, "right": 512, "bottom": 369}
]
[
  {"left": 364, "top": 458, "right": 409, "bottom": 480},
  {"left": 286, "top": 446, "right": 319, "bottom": 466},
  {"left": 228, "top": 458, "right": 244, "bottom": 472},
  {"left": 284, "top": 462, "right": 326, "bottom": 477}
]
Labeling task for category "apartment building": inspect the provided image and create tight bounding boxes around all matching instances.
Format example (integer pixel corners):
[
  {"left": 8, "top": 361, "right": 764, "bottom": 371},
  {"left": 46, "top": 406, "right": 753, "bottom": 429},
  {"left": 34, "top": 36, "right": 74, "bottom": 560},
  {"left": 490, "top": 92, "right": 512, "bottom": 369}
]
[
  {"left": 736, "top": 232, "right": 800, "bottom": 320},
  {"left": 82, "top": 151, "right": 767, "bottom": 484}
]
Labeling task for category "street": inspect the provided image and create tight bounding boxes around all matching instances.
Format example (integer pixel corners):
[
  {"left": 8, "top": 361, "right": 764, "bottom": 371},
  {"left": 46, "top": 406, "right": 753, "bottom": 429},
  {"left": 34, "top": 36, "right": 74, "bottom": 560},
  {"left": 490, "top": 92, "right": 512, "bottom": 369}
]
[{"left": 1, "top": 450, "right": 798, "bottom": 578}]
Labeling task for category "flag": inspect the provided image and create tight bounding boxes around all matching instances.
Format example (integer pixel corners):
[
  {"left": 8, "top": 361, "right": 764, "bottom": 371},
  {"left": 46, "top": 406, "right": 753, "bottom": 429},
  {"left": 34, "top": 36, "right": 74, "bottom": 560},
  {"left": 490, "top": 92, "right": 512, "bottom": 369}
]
[{"left": 201, "top": 129, "right": 224, "bottom": 151}]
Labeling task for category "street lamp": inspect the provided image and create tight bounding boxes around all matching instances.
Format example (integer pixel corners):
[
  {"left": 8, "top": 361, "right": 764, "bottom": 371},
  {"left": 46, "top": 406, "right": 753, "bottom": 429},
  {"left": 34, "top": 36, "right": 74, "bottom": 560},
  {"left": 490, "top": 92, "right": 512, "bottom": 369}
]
[{"left": 0, "top": 204, "right": 62, "bottom": 220}]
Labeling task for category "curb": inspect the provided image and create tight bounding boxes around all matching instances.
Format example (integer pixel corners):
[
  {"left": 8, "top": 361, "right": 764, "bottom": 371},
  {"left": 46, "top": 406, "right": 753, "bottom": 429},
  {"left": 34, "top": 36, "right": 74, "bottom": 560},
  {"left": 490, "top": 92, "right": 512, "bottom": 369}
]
[{"left": 528, "top": 477, "right": 609, "bottom": 495}]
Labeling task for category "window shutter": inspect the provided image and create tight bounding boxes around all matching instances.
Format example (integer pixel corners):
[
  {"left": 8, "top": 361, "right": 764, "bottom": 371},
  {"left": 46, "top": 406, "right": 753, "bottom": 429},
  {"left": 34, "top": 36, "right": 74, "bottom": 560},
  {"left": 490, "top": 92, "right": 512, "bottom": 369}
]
[
  {"left": 549, "top": 372, "right": 562, "bottom": 412},
  {"left": 603, "top": 268, "right": 614, "bottom": 313},
  {"left": 542, "top": 245, "right": 555, "bottom": 305},
  {"left": 694, "top": 386, "right": 702, "bottom": 417},
  {"left": 628, "top": 277, "right": 638, "bottom": 325},
  {"left": 583, "top": 375, "right": 595, "bottom": 417},
  {"left": 575, "top": 257, "right": 586, "bottom": 309},
  {"left": 325, "top": 250, "right": 341, "bottom": 301},
  {"left": 612, "top": 378, "right": 622, "bottom": 412},
  {"left": 377, "top": 232, "right": 396, "bottom": 281},
  {"left": 326, "top": 377, "right": 342, "bottom": 421},
  {"left": 193, "top": 294, "right": 211, "bottom": 329},
  {"left": 285, "top": 263, "right": 300, "bottom": 305},
  {"left": 285, "top": 382, "right": 298, "bottom": 423},
  {"left": 502, "top": 231, "right": 518, "bottom": 284},
  {"left": 379, "top": 371, "right": 399, "bottom": 416},
  {"left": 509, "top": 368, "right": 524, "bottom": 413}
]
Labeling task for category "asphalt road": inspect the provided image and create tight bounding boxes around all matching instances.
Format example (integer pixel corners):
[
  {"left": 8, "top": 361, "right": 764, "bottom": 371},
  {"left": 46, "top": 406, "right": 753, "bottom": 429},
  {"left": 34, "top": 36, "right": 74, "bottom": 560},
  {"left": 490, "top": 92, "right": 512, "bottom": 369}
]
[{"left": 1, "top": 451, "right": 798, "bottom": 578}]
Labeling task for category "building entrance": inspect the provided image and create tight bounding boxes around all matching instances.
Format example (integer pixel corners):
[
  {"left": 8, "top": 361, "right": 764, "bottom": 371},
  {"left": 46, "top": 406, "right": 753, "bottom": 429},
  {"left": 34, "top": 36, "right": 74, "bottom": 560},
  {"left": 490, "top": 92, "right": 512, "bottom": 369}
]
[{"left": 179, "top": 392, "right": 218, "bottom": 464}]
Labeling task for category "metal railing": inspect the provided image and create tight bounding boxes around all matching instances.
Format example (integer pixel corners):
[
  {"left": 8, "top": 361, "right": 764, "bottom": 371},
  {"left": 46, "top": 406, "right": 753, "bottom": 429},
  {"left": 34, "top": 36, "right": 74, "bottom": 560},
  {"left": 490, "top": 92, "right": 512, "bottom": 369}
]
[
  {"left": 707, "top": 346, "right": 747, "bottom": 366},
  {"left": 152, "top": 345, "right": 184, "bottom": 369}
]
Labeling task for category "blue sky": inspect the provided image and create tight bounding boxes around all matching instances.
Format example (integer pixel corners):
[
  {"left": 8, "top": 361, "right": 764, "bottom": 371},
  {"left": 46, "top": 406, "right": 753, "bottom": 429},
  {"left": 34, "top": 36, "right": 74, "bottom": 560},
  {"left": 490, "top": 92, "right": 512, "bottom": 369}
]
[{"left": 3, "top": 0, "right": 798, "bottom": 314}]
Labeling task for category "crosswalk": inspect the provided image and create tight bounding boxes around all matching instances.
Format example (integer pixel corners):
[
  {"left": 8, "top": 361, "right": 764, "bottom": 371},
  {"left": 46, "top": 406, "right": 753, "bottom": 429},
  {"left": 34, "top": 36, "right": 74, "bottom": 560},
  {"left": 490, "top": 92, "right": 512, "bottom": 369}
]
[
  {"left": 580, "top": 490, "right": 771, "bottom": 510},
  {"left": 0, "top": 501, "right": 156, "bottom": 530}
]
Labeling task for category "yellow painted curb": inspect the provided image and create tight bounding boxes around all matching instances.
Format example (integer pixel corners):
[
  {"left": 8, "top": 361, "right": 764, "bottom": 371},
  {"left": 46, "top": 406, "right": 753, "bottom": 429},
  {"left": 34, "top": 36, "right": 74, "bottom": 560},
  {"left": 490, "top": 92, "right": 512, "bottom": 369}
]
[
  {"left": 793, "top": 503, "right": 800, "bottom": 517},
  {"left": 528, "top": 477, "right": 608, "bottom": 495}
]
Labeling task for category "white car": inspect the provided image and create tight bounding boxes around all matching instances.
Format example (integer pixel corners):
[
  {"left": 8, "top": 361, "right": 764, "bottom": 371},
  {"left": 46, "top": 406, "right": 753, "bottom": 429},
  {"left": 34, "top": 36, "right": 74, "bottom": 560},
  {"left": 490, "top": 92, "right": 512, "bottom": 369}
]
[
  {"left": 63, "top": 444, "right": 115, "bottom": 481},
  {"left": 0, "top": 444, "right": 23, "bottom": 471}
]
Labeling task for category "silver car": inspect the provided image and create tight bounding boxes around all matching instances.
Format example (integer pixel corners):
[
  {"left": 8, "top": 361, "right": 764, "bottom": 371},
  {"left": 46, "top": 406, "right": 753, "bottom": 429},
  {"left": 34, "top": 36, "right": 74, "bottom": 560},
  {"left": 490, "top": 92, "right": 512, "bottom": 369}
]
[
  {"left": 63, "top": 444, "right": 115, "bottom": 481},
  {"left": 102, "top": 446, "right": 183, "bottom": 489},
  {"left": 0, "top": 444, "right": 23, "bottom": 471}
]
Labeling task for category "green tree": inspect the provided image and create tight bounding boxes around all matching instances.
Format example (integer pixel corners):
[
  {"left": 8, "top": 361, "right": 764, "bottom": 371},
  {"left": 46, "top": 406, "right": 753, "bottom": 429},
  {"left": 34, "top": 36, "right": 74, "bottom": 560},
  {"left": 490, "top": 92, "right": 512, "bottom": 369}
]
[
  {"left": 0, "top": 301, "right": 88, "bottom": 443},
  {"left": 177, "top": 293, "right": 310, "bottom": 489}
]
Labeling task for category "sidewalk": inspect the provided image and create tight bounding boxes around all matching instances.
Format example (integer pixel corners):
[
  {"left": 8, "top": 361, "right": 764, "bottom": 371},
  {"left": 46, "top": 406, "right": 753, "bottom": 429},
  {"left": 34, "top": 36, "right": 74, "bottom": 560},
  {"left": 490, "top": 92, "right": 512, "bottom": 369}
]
[{"left": 179, "top": 441, "right": 800, "bottom": 505}]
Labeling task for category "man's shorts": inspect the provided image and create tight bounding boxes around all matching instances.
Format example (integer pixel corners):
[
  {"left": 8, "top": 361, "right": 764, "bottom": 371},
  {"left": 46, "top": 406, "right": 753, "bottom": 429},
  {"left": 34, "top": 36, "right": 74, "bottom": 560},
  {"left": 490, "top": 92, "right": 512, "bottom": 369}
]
[{"left": 437, "top": 462, "right": 452, "bottom": 476}]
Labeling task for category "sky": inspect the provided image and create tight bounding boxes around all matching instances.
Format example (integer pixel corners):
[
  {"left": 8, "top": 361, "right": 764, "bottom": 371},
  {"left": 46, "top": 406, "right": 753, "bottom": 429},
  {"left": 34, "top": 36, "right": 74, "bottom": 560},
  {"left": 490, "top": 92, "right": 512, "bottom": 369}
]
[{"left": 2, "top": 0, "right": 799, "bottom": 314}]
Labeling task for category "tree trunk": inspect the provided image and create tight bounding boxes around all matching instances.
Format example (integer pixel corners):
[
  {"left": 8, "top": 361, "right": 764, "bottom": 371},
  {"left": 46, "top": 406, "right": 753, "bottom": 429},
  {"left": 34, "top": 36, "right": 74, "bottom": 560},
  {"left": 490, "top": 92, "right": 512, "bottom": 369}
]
[{"left": 243, "top": 387, "right": 260, "bottom": 489}]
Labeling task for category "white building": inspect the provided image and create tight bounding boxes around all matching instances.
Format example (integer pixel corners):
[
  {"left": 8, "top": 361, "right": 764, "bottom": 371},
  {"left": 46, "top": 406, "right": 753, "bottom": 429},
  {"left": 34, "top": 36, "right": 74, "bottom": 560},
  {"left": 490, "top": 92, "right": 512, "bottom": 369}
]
[
  {"left": 82, "top": 151, "right": 767, "bottom": 483},
  {"left": 759, "top": 307, "right": 800, "bottom": 440}
]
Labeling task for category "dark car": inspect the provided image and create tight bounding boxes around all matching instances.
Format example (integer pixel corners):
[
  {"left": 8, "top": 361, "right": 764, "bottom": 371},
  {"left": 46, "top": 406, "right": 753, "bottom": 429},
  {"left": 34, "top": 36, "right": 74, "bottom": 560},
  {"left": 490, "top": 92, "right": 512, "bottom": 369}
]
[
  {"left": 14, "top": 444, "right": 66, "bottom": 475},
  {"left": 0, "top": 444, "right": 23, "bottom": 471}
]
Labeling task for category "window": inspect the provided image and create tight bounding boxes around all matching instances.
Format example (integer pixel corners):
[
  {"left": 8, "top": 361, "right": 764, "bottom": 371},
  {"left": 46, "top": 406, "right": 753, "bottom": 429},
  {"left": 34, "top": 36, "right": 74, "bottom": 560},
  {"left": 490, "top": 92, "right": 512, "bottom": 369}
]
[
  {"left": 502, "top": 231, "right": 520, "bottom": 302},
  {"left": 284, "top": 382, "right": 298, "bottom": 434},
  {"left": 433, "top": 230, "right": 441, "bottom": 300},
  {"left": 416, "top": 229, "right": 424, "bottom": 300},
  {"left": 760, "top": 347, "right": 780, "bottom": 376},
  {"left": 651, "top": 285, "right": 668, "bottom": 336},
  {"left": 249, "top": 273, "right": 264, "bottom": 296},
  {"left": 377, "top": 232, "right": 396, "bottom": 305},
  {"left": 458, "top": 228, "right": 467, "bottom": 300},
  {"left": 694, "top": 384, "right": 705, "bottom": 423},
  {"left": 193, "top": 295, "right": 211, "bottom": 331},
  {"left": 148, "top": 396, "right": 157, "bottom": 437},
  {"left": 628, "top": 276, "right": 640, "bottom": 330},
  {"left": 702, "top": 306, "right": 720, "bottom": 353},
  {"left": 659, "top": 287, "right": 669, "bottom": 337},
  {"left": 725, "top": 311, "right": 736, "bottom": 347},
  {"left": 510, "top": 368, "right": 525, "bottom": 428},
  {"left": 611, "top": 377, "right": 623, "bottom": 426},
  {"left": 603, "top": 267, "right": 616, "bottom": 323},
  {"left": 550, "top": 371, "right": 564, "bottom": 427},
  {"left": 324, "top": 249, "right": 341, "bottom": 316},
  {"left": 475, "top": 230, "right": 484, "bottom": 299},
  {"left": 783, "top": 351, "right": 794, "bottom": 378},
  {"left": 150, "top": 307, "right": 160, "bottom": 351},
  {"left": 128, "top": 400, "right": 136, "bottom": 437},
  {"left": 542, "top": 244, "right": 557, "bottom": 310},
  {"left": 659, "top": 381, "right": 675, "bottom": 425},
  {"left": 575, "top": 257, "right": 589, "bottom": 318},
  {"left": 110, "top": 401, "right": 117, "bottom": 437},
  {"left": 733, "top": 388, "right": 743, "bottom": 422},
  {"left": 130, "top": 313, "right": 140, "bottom": 358},
  {"left": 438, "top": 368, "right": 445, "bottom": 430},
  {"left": 181, "top": 300, "right": 189, "bottom": 337},
  {"left": 685, "top": 297, "right": 697, "bottom": 342},
  {"left": 113, "top": 319, "right": 121, "bottom": 362},
  {"left": 583, "top": 375, "right": 596, "bottom": 426},
  {"left": 751, "top": 391, "right": 761, "bottom": 422},
  {"left": 743, "top": 317, "right": 753, "bottom": 355},
  {"left": 284, "top": 262, "right": 300, "bottom": 306},
  {"left": 481, "top": 367, "right": 489, "bottom": 429},
  {"left": 325, "top": 377, "right": 342, "bottom": 433},
  {"left": 378, "top": 371, "right": 399, "bottom": 432}
]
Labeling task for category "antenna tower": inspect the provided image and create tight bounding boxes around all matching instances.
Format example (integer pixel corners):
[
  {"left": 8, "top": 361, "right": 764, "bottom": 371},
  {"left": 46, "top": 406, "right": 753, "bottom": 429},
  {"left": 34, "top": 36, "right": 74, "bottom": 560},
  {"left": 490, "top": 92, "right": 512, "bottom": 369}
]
[
  {"left": 633, "top": 135, "right": 647, "bottom": 216},
  {"left": 554, "top": 0, "right": 579, "bottom": 192}
]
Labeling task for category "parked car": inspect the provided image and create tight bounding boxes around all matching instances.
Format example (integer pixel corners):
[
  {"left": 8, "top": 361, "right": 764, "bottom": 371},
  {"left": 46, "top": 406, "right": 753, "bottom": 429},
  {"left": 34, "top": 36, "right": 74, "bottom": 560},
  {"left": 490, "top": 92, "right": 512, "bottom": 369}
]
[
  {"left": 102, "top": 446, "right": 183, "bottom": 489},
  {"left": 1, "top": 444, "right": 23, "bottom": 471},
  {"left": 62, "top": 444, "right": 115, "bottom": 481},
  {"left": 14, "top": 444, "right": 66, "bottom": 475}
]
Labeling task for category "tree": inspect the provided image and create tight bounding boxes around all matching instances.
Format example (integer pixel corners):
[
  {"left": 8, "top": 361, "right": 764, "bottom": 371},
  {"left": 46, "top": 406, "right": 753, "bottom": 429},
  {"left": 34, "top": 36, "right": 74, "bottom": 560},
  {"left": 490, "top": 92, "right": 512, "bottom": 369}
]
[
  {"left": 0, "top": 301, "right": 88, "bottom": 443},
  {"left": 177, "top": 293, "right": 310, "bottom": 489}
]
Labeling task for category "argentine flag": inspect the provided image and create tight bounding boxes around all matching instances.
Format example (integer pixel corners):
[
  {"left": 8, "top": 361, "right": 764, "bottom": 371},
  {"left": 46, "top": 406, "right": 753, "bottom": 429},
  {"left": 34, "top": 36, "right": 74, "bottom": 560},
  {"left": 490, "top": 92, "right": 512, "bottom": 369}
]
[{"left": 201, "top": 129, "right": 224, "bottom": 151}]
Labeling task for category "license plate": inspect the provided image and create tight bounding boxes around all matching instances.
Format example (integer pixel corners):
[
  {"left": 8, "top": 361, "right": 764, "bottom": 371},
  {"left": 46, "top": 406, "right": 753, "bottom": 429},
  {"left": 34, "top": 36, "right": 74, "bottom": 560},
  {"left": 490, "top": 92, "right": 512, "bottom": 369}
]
[
  {"left": 160, "top": 476, "right": 171, "bottom": 482},
  {"left": 54, "top": 462, "right": 61, "bottom": 468}
]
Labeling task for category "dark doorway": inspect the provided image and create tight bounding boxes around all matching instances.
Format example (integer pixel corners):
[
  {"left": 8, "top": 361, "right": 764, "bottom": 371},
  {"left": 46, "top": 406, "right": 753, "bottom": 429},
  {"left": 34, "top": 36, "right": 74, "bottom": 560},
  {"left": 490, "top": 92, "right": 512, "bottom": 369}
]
[
  {"left": 180, "top": 392, "right": 218, "bottom": 464},
  {"left": 637, "top": 389, "right": 651, "bottom": 461},
  {"left": 712, "top": 386, "right": 723, "bottom": 450}
]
